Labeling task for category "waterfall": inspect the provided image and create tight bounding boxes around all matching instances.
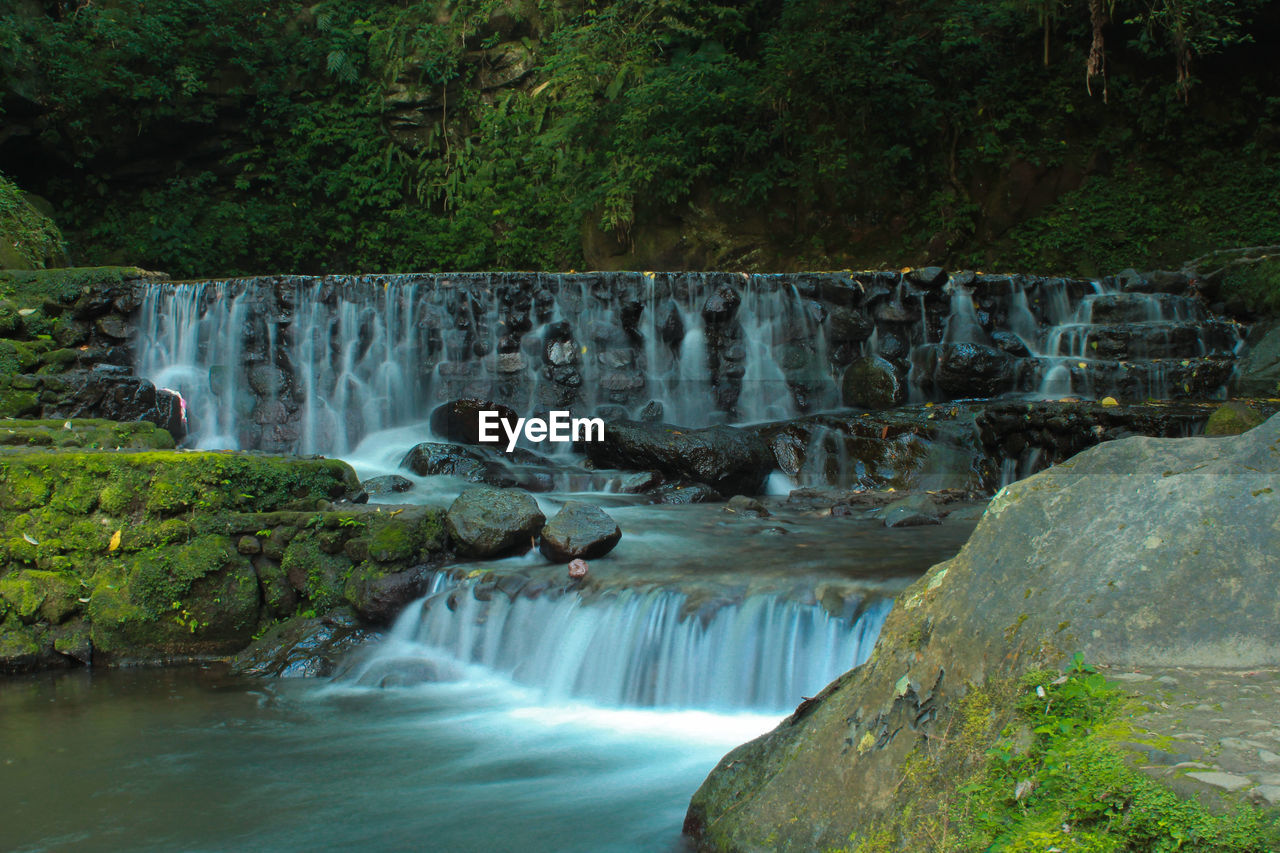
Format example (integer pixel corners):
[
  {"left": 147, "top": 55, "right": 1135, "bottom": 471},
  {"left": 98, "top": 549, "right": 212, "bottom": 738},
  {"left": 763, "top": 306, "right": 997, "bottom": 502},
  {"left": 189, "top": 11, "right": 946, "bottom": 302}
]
[
  {"left": 340, "top": 573, "right": 892, "bottom": 713},
  {"left": 133, "top": 271, "right": 1240, "bottom": 456}
]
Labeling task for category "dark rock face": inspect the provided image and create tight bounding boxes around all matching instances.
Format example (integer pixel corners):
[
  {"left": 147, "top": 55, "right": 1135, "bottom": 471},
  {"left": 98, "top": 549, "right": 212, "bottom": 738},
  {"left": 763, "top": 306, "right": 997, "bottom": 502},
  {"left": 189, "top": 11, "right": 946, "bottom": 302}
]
[
  {"left": 446, "top": 486, "right": 545, "bottom": 557},
  {"left": 429, "top": 398, "right": 520, "bottom": 445},
  {"left": 401, "top": 442, "right": 516, "bottom": 487},
  {"left": 649, "top": 482, "right": 720, "bottom": 504},
  {"left": 585, "top": 420, "right": 774, "bottom": 495},
  {"left": 920, "top": 342, "right": 1016, "bottom": 398},
  {"left": 343, "top": 564, "right": 439, "bottom": 624},
  {"left": 840, "top": 356, "right": 903, "bottom": 409},
  {"left": 229, "top": 609, "right": 379, "bottom": 677},
  {"left": 685, "top": 414, "right": 1280, "bottom": 852},
  {"left": 538, "top": 501, "right": 622, "bottom": 562}
]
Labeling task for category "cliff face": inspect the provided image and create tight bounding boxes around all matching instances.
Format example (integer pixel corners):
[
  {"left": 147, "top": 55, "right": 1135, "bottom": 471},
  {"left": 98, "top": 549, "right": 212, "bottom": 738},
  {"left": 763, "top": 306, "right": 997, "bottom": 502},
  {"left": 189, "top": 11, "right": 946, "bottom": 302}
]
[{"left": 686, "top": 416, "right": 1280, "bottom": 851}]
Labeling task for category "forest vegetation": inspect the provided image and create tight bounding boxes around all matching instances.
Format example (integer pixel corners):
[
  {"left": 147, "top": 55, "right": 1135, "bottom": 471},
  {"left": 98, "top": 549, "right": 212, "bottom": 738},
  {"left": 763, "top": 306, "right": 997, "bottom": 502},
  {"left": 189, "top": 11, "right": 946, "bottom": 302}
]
[{"left": 1, "top": 0, "right": 1277, "bottom": 277}]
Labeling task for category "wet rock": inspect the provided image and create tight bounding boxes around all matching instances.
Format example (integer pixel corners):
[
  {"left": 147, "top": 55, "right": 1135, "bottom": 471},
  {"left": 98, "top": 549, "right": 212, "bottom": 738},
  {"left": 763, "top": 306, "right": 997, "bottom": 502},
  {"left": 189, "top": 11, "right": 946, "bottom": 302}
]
[
  {"left": 363, "top": 474, "right": 414, "bottom": 495},
  {"left": 429, "top": 398, "right": 520, "bottom": 446},
  {"left": 725, "top": 495, "right": 770, "bottom": 518},
  {"left": 659, "top": 301, "right": 686, "bottom": 347},
  {"left": 649, "top": 482, "right": 720, "bottom": 504},
  {"left": 344, "top": 564, "right": 438, "bottom": 624},
  {"left": 990, "top": 330, "right": 1030, "bottom": 357},
  {"left": 841, "top": 356, "right": 903, "bottom": 410},
  {"left": 539, "top": 501, "right": 621, "bottom": 562},
  {"left": 446, "top": 486, "right": 545, "bottom": 557},
  {"left": 400, "top": 442, "right": 515, "bottom": 487},
  {"left": 586, "top": 420, "right": 774, "bottom": 495},
  {"left": 568, "top": 558, "right": 589, "bottom": 579},
  {"left": 919, "top": 342, "right": 1016, "bottom": 398},
  {"left": 639, "top": 400, "right": 665, "bottom": 422},
  {"left": 230, "top": 609, "right": 378, "bottom": 678},
  {"left": 702, "top": 283, "right": 741, "bottom": 326},
  {"left": 617, "top": 471, "right": 664, "bottom": 493},
  {"left": 906, "top": 266, "right": 947, "bottom": 288},
  {"left": 94, "top": 315, "right": 129, "bottom": 342},
  {"left": 878, "top": 494, "right": 941, "bottom": 528}
]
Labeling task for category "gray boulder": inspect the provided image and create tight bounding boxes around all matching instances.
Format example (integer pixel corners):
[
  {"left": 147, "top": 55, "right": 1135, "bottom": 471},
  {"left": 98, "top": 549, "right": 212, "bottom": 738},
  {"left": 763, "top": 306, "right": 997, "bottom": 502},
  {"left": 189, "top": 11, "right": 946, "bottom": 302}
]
[
  {"left": 586, "top": 420, "right": 774, "bottom": 495},
  {"left": 538, "top": 501, "right": 622, "bottom": 562},
  {"left": 446, "top": 486, "right": 545, "bottom": 557},
  {"left": 686, "top": 414, "right": 1280, "bottom": 851}
]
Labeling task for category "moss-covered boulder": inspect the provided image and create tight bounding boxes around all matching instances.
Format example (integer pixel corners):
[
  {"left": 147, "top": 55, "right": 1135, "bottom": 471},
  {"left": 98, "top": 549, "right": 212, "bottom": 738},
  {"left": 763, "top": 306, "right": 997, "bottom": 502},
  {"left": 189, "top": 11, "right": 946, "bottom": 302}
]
[
  {"left": 1206, "top": 401, "right": 1266, "bottom": 435},
  {"left": 0, "top": 447, "right": 366, "bottom": 671},
  {"left": 686, "top": 414, "right": 1280, "bottom": 851}
]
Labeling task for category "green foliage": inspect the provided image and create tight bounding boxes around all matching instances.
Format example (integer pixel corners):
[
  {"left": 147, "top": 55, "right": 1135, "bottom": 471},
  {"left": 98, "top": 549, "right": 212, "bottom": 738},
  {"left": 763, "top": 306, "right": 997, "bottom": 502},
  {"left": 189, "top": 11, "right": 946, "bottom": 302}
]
[
  {"left": 0, "top": 174, "right": 64, "bottom": 270},
  {"left": 857, "top": 657, "right": 1280, "bottom": 852},
  {"left": 0, "top": 0, "right": 1275, "bottom": 275}
]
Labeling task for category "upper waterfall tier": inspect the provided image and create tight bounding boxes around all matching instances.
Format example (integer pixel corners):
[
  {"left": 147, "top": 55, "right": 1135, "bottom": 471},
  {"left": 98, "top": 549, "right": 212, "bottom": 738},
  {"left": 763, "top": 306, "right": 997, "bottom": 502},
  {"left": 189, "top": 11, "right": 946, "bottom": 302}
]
[{"left": 133, "top": 271, "right": 1240, "bottom": 455}]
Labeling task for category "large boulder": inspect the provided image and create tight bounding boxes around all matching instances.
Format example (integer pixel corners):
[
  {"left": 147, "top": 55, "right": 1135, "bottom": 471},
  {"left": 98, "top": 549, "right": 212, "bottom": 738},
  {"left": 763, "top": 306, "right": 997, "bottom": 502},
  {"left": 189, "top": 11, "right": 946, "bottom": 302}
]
[
  {"left": 428, "top": 398, "right": 520, "bottom": 446},
  {"left": 446, "top": 486, "right": 544, "bottom": 557},
  {"left": 400, "top": 442, "right": 516, "bottom": 486},
  {"left": 585, "top": 421, "right": 774, "bottom": 495},
  {"left": 538, "top": 501, "right": 622, "bottom": 562},
  {"left": 686, "top": 414, "right": 1280, "bottom": 851}
]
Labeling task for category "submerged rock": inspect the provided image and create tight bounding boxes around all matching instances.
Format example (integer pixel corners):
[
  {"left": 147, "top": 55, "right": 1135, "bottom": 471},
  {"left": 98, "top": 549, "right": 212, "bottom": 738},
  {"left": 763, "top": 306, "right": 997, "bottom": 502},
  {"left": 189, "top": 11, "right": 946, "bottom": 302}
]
[
  {"left": 687, "top": 414, "right": 1280, "bottom": 851},
  {"left": 878, "top": 493, "right": 940, "bottom": 528},
  {"left": 538, "top": 501, "right": 621, "bottom": 562},
  {"left": 585, "top": 420, "right": 774, "bottom": 495},
  {"left": 446, "top": 486, "right": 544, "bottom": 557}
]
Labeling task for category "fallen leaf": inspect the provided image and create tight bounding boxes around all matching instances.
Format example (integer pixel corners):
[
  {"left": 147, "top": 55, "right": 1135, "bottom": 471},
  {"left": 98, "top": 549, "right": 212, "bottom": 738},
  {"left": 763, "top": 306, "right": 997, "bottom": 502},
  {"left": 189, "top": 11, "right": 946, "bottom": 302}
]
[{"left": 108, "top": 529, "right": 122, "bottom": 552}]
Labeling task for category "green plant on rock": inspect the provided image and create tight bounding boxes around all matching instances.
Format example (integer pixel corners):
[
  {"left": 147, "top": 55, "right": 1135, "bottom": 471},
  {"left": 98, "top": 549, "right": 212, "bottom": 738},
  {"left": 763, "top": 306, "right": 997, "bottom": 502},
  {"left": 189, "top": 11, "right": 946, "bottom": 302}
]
[{"left": 855, "top": 655, "right": 1280, "bottom": 852}]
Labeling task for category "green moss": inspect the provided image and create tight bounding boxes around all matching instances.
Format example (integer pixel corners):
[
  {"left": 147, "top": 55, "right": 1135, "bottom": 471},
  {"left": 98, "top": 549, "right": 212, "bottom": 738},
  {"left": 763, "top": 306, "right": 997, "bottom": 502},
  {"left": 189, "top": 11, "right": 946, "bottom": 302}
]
[
  {"left": 852, "top": 661, "right": 1280, "bottom": 853},
  {"left": 0, "top": 174, "right": 64, "bottom": 271},
  {"left": 281, "top": 532, "right": 353, "bottom": 612},
  {"left": 1206, "top": 402, "right": 1265, "bottom": 437},
  {"left": 0, "top": 266, "right": 141, "bottom": 306}
]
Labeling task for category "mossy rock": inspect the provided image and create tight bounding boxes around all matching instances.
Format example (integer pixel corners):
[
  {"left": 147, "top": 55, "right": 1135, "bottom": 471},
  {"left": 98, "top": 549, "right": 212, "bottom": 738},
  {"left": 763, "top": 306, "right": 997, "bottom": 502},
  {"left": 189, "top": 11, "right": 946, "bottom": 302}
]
[
  {"left": 281, "top": 532, "right": 355, "bottom": 613},
  {"left": 0, "top": 447, "right": 361, "bottom": 671},
  {"left": 88, "top": 540, "right": 259, "bottom": 662},
  {"left": 0, "top": 175, "right": 66, "bottom": 271},
  {"left": 1206, "top": 401, "right": 1266, "bottom": 436},
  {"left": 0, "top": 569, "right": 80, "bottom": 624}
]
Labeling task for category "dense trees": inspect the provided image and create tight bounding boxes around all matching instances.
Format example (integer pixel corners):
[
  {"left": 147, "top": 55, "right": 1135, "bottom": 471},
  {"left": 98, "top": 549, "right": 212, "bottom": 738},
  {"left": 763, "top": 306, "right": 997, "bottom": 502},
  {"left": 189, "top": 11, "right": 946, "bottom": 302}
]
[{"left": 0, "top": 0, "right": 1276, "bottom": 276}]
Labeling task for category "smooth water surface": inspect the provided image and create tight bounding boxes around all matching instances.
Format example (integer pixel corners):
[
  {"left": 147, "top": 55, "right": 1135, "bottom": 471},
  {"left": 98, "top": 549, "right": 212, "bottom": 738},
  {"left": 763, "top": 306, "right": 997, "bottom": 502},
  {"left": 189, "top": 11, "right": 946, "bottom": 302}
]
[{"left": 1, "top": 666, "right": 779, "bottom": 852}]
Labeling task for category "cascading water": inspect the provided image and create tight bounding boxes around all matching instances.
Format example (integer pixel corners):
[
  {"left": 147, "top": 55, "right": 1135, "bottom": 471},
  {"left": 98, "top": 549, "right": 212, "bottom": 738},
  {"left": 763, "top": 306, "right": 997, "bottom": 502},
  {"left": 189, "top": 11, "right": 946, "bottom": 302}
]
[
  {"left": 340, "top": 572, "right": 891, "bottom": 713},
  {"left": 134, "top": 270, "right": 1240, "bottom": 458}
]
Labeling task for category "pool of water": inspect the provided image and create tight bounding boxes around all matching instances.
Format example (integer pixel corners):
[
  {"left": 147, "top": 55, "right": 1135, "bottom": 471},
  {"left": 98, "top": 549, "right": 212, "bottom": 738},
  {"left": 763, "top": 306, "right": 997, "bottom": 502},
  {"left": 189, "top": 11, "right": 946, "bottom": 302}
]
[{"left": 1, "top": 665, "right": 782, "bottom": 852}]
